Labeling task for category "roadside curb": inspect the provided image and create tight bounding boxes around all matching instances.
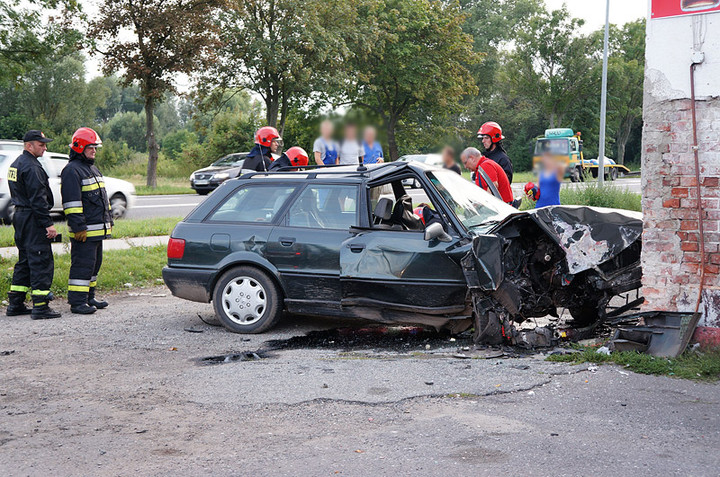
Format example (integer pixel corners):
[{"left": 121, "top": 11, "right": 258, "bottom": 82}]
[{"left": 0, "top": 235, "right": 169, "bottom": 259}]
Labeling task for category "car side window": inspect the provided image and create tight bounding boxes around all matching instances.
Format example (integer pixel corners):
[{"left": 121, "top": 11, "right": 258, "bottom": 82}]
[
  {"left": 287, "top": 185, "right": 358, "bottom": 230},
  {"left": 208, "top": 185, "right": 296, "bottom": 223}
]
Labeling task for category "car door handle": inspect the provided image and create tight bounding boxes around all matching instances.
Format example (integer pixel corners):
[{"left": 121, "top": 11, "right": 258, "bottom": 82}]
[
  {"left": 279, "top": 237, "right": 296, "bottom": 247},
  {"left": 349, "top": 244, "right": 365, "bottom": 253}
]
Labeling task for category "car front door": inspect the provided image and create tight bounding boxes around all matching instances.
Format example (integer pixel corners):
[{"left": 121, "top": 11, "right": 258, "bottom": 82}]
[
  {"left": 266, "top": 183, "right": 359, "bottom": 310},
  {"left": 338, "top": 179, "right": 467, "bottom": 314}
]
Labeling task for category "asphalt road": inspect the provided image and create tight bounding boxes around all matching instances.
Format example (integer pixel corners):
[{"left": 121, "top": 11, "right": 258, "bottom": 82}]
[
  {"left": 0, "top": 288, "right": 717, "bottom": 476},
  {"left": 126, "top": 178, "right": 642, "bottom": 220}
]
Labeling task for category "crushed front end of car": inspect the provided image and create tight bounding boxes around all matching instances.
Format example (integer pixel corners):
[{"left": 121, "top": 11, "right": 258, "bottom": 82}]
[{"left": 462, "top": 206, "right": 643, "bottom": 347}]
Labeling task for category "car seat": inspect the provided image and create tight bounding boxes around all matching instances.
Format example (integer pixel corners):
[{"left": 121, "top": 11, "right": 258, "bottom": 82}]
[
  {"left": 391, "top": 194, "right": 424, "bottom": 231},
  {"left": 373, "top": 198, "right": 397, "bottom": 229}
]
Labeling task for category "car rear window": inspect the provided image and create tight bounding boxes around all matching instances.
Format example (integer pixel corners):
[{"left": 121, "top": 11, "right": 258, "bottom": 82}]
[{"left": 207, "top": 185, "right": 296, "bottom": 223}]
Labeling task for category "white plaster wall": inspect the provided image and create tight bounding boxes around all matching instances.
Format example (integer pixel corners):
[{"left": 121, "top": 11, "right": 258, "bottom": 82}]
[{"left": 645, "top": 7, "right": 720, "bottom": 101}]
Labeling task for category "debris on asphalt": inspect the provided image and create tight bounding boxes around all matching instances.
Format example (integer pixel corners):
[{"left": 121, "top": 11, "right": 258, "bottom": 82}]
[
  {"left": 199, "top": 351, "right": 265, "bottom": 365},
  {"left": 609, "top": 311, "right": 698, "bottom": 357},
  {"left": 596, "top": 346, "right": 611, "bottom": 355},
  {"left": 183, "top": 327, "right": 204, "bottom": 333},
  {"left": 1, "top": 350, "right": 15, "bottom": 356}
]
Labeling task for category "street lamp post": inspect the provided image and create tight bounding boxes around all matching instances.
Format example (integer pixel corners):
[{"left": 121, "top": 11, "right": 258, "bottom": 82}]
[{"left": 598, "top": 0, "right": 610, "bottom": 186}]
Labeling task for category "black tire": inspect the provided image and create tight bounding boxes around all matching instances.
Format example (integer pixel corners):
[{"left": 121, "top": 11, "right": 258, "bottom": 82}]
[
  {"left": 212, "top": 266, "right": 283, "bottom": 334},
  {"left": 197, "top": 189, "right": 210, "bottom": 196},
  {"left": 610, "top": 168, "right": 618, "bottom": 181},
  {"left": 568, "top": 305, "right": 602, "bottom": 327},
  {"left": 570, "top": 167, "right": 580, "bottom": 182},
  {"left": 110, "top": 193, "right": 127, "bottom": 219},
  {"left": 2, "top": 202, "right": 15, "bottom": 225}
]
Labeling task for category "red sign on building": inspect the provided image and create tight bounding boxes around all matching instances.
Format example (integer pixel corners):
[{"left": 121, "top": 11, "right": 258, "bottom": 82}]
[{"left": 652, "top": 0, "right": 720, "bottom": 18}]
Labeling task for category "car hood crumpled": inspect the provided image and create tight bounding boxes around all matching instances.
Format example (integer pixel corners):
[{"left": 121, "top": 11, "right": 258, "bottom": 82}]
[{"left": 494, "top": 205, "right": 643, "bottom": 275}]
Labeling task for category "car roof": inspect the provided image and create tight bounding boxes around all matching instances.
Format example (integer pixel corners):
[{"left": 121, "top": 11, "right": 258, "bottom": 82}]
[{"left": 241, "top": 161, "right": 438, "bottom": 183}]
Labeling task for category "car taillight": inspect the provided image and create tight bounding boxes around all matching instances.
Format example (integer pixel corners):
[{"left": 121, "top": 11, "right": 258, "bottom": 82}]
[{"left": 167, "top": 238, "right": 186, "bottom": 259}]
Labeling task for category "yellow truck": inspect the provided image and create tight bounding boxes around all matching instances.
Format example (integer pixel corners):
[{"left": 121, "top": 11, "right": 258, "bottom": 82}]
[{"left": 533, "top": 128, "right": 630, "bottom": 182}]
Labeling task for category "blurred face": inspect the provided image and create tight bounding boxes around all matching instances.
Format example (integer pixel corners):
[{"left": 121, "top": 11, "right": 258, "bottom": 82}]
[
  {"left": 480, "top": 135, "right": 493, "bottom": 150},
  {"left": 363, "top": 127, "right": 376, "bottom": 145},
  {"left": 344, "top": 125, "right": 356, "bottom": 140},
  {"left": 442, "top": 148, "right": 454, "bottom": 166},
  {"left": 320, "top": 120, "right": 333, "bottom": 139},
  {"left": 25, "top": 141, "right": 47, "bottom": 158},
  {"left": 84, "top": 145, "right": 98, "bottom": 160}
]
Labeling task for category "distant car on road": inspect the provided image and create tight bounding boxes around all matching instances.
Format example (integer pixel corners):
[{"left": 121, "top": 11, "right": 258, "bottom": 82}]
[
  {"left": 0, "top": 147, "right": 136, "bottom": 223},
  {"left": 190, "top": 153, "right": 249, "bottom": 195}
]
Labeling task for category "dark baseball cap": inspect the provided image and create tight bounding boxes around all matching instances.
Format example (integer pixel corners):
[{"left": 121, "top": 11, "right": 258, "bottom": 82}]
[{"left": 23, "top": 130, "right": 53, "bottom": 143}]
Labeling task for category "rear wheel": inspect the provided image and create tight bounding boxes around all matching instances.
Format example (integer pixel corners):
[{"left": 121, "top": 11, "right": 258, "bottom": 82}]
[
  {"left": 110, "top": 193, "right": 127, "bottom": 219},
  {"left": 570, "top": 168, "right": 580, "bottom": 182},
  {"left": 212, "top": 266, "right": 283, "bottom": 333}
]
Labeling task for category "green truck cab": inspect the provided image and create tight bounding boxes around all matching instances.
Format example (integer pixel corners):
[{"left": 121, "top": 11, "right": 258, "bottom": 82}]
[{"left": 533, "top": 128, "right": 629, "bottom": 182}]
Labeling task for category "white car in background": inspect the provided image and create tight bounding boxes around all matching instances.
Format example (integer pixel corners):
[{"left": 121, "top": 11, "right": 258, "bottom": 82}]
[{"left": 0, "top": 141, "right": 136, "bottom": 223}]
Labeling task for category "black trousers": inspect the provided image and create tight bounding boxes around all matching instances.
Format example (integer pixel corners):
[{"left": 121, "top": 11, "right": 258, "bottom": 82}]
[
  {"left": 10, "top": 210, "right": 54, "bottom": 307},
  {"left": 68, "top": 239, "right": 103, "bottom": 306}
]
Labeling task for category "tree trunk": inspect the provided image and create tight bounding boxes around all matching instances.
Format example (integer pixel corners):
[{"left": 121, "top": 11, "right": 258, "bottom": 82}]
[
  {"left": 145, "top": 96, "right": 159, "bottom": 188},
  {"left": 278, "top": 91, "right": 288, "bottom": 137},
  {"left": 265, "top": 90, "right": 279, "bottom": 128},
  {"left": 615, "top": 116, "right": 634, "bottom": 165},
  {"left": 549, "top": 111, "right": 556, "bottom": 129},
  {"left": 386, "top": 116, "right": 399, "bottom": 161}
]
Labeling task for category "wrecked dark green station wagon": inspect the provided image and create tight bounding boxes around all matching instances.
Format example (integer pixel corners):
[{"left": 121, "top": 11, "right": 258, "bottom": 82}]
[{"left": 163, "top": 162, "right": 643, "bottom": 345}]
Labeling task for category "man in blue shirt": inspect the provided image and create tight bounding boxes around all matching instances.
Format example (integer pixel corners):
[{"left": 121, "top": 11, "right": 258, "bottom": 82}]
[
  {"left": 362, "top": 126, "right": 384, "bottom": 164},
  {"left": 313, "top": 120, "right": 339, "bottom": 165}
]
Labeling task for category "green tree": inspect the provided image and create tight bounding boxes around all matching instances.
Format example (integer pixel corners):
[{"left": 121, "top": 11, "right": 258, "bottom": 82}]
[
  {"left": 606, "top": 19, "right": 645, "bottom": 164},
  {"left": 89, "top": 0, "right": 224, "bottom": 187},
  {"left": 93, "top": 76, "right": 143, "bottom": 123},
  {"left": 206, "top": 0, "right": 354, "bottom": 134},
  {"left": 506, "top": 7, "right": 600, "bottom": 129},
  {"left": 349, "top": 0, "right": 478, "bottom": 160},
  {"left": 0, "top": 0, "right": 83, "bottom": 86}
]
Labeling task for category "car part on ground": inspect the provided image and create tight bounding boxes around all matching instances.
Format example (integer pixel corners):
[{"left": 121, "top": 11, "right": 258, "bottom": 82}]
[{"left": 609, "top": 311, "right": 699, "bottom": 357}]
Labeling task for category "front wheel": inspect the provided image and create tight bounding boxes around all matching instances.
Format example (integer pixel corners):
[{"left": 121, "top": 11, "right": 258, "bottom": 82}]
[
  {"left": 197, "top": 189, "right": 210, "bottom": 196},
  {"left": 212, "top": 266, "right": 283, "bottom": 333}
]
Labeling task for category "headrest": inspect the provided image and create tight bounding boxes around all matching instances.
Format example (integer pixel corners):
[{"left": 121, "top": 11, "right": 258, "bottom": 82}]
[{"left": 373, "top": 197, "right": 393, "bottom": 221}]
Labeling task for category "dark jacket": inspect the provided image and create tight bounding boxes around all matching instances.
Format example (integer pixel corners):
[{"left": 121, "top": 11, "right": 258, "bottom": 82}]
[
  {"left": 484, "top": 146, "right": 513, "bottom": 184},
  {"left": 268, "top": 154, "right": 291, "bottom": 171},
  {"left": 8, "top": 150, "right": 54, "bottom": 228},
  {"left": 244, "top": 144, "right": 272, "bottom": 172},
  {"left": 60, "top": 151, "right": 113, "bottom": 241}
]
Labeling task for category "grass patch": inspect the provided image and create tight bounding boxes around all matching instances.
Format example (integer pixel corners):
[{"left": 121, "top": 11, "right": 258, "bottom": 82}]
[
  {"left": 0, "top": 217, "right": 182, "bottom": 248},
  {"left": 559, "top": 183, "right": 641, "bottom": 211},
  {"left": 0, "top": 245, "right": 167, "bottom": 299},
  {"left": 112, "top": 174, "right": 194, "bottom": 195},
  {"left": 546, "top": 346, "right": 720, "bottom": 381}
]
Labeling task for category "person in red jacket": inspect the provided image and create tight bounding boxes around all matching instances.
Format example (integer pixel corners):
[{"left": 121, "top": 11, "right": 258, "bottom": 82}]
[{"left": 460, "top": 147, "right": 514, "bottom": 204}]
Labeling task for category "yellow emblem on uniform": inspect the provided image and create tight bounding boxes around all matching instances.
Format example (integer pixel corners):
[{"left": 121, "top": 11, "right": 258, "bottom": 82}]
[{"left": 7, "top": 167, "right": 17, "bottom": 182}]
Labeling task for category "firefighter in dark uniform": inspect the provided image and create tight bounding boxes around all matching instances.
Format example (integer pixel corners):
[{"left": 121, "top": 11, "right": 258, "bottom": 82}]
[
  {"left": 243, "top": 126, "right": 280, "bottom": 172},
  {"left": 6, "top": 130, "right": 61, "bottom": 319},
  {"left": 61, "top": 127, "right": 113, "bottom": 314},
  {"left": 268, "top": 146, "right": 309, "bottom": 171},
  {"left": 478, "top": 121, "right": 514, "bottom": 183}
]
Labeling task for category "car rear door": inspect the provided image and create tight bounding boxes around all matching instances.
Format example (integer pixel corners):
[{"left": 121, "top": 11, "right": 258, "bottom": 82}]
[{"left": 265, "top": 183, "right": 360, "bottom": 306}]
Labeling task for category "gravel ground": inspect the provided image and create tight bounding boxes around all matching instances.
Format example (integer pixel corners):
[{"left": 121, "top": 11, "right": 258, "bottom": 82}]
[{"left": 1, "top": 288, "right": 718, "bottom": 476}]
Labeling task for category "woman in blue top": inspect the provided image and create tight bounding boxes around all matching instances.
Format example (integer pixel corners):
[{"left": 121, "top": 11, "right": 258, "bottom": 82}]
[{"left": 534, "top": 152, "right": 562, "bottom": 208}]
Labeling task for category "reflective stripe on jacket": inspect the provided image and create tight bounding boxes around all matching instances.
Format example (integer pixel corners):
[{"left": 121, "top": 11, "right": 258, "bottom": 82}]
[{"left": 60, "top": 155, "right": 114, "bottom": 241}]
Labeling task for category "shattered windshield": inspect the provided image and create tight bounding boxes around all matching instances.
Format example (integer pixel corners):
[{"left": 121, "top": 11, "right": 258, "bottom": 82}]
[{"left": 426, "top": 170, "right": 516, "bottom": 230}]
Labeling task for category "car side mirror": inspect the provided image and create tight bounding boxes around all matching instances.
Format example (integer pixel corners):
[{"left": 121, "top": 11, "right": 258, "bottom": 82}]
[{"left": 424, "top": 222, "right": 452, "bottom": 242}]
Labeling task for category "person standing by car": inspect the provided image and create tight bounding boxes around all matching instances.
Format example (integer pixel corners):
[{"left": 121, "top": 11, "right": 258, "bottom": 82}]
[
  {"left": 478, "top": 121, "right": 513, "bottom": 183},
  {"left": 461, "top": 147, "right": 513, "bottom": 204},
  {"left": 441, "top": 146, "right": 461, "bottom": 174},
  {"left": 338, "top": 123, "right": 364, "bottom": 166},
  {"left": 313, "top": 120, "right": 339, "bottom": 166},
  {"left": 6, "top": 130, "right": 60, "bottom": 319},
  {"left": 269, "top": 146, "right": 309, "bottom": 171},
  {"left": 244, "top": 126, "right": 280, "bottom": 172},
  {"left": 61, "top": 127, "right": 114, "bottom": 315},
  {"left": 362, "top": 126, "right": 384, "bottom": 164}
]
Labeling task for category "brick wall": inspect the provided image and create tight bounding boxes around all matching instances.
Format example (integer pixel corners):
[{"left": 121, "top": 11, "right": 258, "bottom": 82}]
[{"left": 641, "top": 97, "right": 720, "bottom": 326}]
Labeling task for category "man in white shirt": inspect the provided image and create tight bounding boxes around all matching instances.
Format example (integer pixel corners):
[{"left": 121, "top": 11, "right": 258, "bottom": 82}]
[{"left": 338, "top": 123, "right": 364, "bottom": 166}]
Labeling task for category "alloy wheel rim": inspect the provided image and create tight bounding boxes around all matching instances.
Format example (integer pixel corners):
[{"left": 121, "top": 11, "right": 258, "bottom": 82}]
[{"left": 221, "top": 276, "right": 267, "bottom": 325}]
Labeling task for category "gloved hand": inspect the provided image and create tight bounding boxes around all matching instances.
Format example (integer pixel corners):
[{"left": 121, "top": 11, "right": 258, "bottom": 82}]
[{"left": 74, "top": 230, "right": 88, "bottom": 242}]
